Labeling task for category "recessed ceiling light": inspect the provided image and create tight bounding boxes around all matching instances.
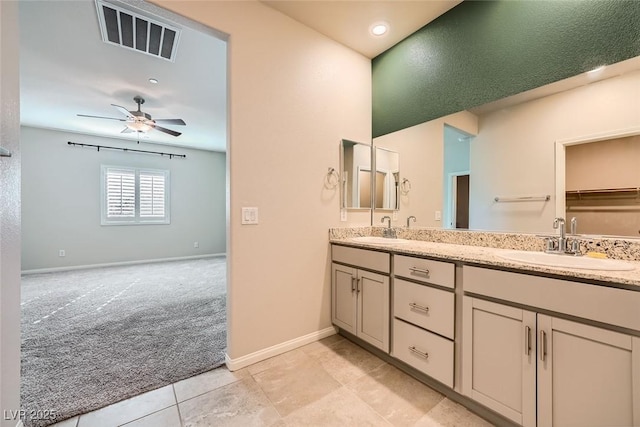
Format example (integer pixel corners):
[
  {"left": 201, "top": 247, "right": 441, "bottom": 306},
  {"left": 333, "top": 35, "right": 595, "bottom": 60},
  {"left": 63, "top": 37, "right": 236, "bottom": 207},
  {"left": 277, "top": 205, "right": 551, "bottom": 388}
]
[
  {"left": 370, "top": 22, "right": 389, "bottom": 37},
  {"left": 148, "top": 78, "right": 159, "bottom": 84},
  {"left": 587, "top": 66, "right": 605, "bottom": 74}
]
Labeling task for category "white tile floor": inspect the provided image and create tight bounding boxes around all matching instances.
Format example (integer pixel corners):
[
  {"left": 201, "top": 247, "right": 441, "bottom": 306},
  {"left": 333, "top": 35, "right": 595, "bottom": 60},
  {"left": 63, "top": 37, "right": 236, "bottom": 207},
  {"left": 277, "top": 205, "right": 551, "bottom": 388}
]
[{"left": 50, "top": 335, "right": 493, "bottom": 427}]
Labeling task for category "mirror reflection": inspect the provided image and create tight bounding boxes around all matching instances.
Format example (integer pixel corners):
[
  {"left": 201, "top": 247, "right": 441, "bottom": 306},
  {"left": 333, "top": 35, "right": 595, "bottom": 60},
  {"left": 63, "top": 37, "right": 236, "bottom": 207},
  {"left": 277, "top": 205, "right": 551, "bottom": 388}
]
[
  {"left": 341, "top": 139, "right": 372, "bottom": 209},
  {"left": 374, "top": 147, "right": 399, "bottom": 210},
  {"left": 564, "top": 134, "right": 640, "bottom": 238},
  {"left": 372, "top": 56, "right": 640, "bottom": 237}
]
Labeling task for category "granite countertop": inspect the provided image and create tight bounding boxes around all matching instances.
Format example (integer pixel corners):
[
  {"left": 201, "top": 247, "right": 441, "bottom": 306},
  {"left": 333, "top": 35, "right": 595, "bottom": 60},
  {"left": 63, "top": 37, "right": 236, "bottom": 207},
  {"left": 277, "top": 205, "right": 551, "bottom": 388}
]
[{"left": 330, "top": 237, "right": 640, "bottom": 289}]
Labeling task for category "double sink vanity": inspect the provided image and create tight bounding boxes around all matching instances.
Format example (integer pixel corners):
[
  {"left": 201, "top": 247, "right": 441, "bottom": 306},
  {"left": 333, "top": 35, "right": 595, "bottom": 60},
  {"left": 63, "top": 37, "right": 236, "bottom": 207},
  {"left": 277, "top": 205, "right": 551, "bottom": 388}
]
[{"left": 330, "top": 227, "right": 640, "bottom": 427}]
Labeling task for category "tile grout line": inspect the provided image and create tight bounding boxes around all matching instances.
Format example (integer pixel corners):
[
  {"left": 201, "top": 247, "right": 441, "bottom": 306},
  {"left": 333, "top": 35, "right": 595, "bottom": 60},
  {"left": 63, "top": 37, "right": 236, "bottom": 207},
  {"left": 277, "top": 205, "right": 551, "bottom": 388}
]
[
  {"left": 341, "top": 386, "right": 395, "bottom": 426},
  {"left": 172, "top": 385, "right": 185, "bottom": 427}
]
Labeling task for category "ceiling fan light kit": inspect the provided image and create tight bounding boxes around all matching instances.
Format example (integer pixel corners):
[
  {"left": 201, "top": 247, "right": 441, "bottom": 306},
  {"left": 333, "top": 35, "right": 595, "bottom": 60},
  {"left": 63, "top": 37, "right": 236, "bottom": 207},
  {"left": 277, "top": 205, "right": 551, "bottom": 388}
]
[{"left": 78, "top": 95, "right": 186, "bottom": 137}]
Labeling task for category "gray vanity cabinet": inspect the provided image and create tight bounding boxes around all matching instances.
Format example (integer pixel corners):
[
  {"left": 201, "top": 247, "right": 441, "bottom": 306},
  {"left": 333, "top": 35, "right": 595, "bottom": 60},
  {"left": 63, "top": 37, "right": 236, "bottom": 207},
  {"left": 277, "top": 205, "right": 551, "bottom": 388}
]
[
  {"left": 463, "top": 266, "right": 640, "bottom": 427},
  {"left": 391, "top": 255, "right": 456, "bottom": 388},
  {"left": 462, "top": 297, "right": 536, "bottom": 426},
  {"left": 331, "top": 245, "right": 390, "bottom": 352}
]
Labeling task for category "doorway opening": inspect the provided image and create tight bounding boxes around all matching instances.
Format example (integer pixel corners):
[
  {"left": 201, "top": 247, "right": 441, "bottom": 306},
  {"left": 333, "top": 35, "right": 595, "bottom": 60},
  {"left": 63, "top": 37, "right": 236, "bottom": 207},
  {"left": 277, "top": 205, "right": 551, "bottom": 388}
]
[
  {"left": 18, "top": 2, "right": 230, "bottom": 426},
  {"left": 443, "top": 125, "right": 473, "bottom": 229}
]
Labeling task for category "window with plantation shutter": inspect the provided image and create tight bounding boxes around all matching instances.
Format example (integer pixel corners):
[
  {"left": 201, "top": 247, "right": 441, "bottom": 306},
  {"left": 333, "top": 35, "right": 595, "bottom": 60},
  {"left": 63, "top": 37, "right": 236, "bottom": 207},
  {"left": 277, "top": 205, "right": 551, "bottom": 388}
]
[
  {"left": 101, "top": 165, "right": 170, "bottom": 225},
  {"left": 139, "top": 172, "right": 166, "bottom": 218}
]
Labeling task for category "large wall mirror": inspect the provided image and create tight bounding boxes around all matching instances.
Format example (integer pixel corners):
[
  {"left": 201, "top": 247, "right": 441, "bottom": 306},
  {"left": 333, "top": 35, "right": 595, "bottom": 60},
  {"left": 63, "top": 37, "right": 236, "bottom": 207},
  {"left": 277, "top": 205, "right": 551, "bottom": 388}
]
[
  {"left": 372, "top": 55, "right": 640, "bottom": 238},
  {"left": 340, "top": 139, "right": 372, "bottom": 209}
]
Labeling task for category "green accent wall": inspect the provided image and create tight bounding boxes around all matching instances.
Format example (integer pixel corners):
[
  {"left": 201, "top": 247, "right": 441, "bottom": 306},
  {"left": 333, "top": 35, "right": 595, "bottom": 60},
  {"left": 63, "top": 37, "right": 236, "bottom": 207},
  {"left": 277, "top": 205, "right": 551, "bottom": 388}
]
[{"left": 372, "top": 1, "right": 640, "bottom": 138}]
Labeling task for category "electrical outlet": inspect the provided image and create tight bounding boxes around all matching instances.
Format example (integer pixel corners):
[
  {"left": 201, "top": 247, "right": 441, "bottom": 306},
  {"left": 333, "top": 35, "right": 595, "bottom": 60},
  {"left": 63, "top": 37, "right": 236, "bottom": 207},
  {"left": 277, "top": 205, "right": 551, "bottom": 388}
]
[
  {"left": 59, "top": 250, "right": 66, "bottom": 257},
  {"left": 193, "top": 241, "right": 199, "bottom": 248},
  {"left": 392, "top": 211, "right": 398, "bottom": 220},
  {"left": 435, "top": 211, "right": 442, "bottom": 221},
  {"left": 340, "top": 209, "right": 347, "bottom": 222}
]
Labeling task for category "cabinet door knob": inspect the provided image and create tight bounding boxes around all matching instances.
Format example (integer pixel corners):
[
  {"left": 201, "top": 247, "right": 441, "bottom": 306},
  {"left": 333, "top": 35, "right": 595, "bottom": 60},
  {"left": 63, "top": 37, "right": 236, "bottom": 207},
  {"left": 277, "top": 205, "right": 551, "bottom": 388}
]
[
  {"left": 408, "top": 346, "right": 429, "bottom": 359},
  {"left": 409, "top": 266, "right": 430, "bottom": 275},
  {"left": 409, "top": 302, "right": 430, "bottom": 313}
]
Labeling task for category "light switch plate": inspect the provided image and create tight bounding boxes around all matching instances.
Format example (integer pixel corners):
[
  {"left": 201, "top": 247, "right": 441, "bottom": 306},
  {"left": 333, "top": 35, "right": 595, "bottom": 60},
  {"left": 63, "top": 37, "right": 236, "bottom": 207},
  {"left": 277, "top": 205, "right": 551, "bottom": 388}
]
[
  {"left": 242, "top": 207, "right": 259, "bottom": 225},
  {"left": 392, "top": 211, "right": 398, "bottom": 220},
  {"left": 340, "top": 209, "right": 347, "bottom": 222}
]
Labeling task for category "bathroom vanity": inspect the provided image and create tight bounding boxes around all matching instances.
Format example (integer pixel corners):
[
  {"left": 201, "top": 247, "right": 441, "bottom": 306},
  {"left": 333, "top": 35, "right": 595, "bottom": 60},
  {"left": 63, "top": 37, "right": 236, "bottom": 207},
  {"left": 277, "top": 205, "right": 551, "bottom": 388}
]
[{"left": 330, "top": 232, "right": 640, "bottom": 427}]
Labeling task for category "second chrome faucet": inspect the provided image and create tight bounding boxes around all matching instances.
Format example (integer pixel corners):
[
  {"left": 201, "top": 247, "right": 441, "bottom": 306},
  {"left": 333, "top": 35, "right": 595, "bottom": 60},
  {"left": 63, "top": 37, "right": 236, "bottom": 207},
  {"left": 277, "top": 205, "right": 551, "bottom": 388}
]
[
  {"left": 380, "top": 216, "right": 396, "bottom": 238},
  {"left": 547, "top": 217, "right": 581, "bottom": 255}
]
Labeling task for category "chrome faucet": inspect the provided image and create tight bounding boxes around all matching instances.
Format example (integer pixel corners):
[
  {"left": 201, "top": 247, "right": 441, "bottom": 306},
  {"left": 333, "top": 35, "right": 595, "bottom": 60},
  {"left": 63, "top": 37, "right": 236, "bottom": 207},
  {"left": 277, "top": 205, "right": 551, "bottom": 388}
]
[
  {"left": 381, "top": 216, "right": 396, "bottom": 238},
  {"left": 553, "top": 217, "right": 567, "bottom": 252},
  {"left": 546, "top": 217, "right": 581, "bottom": 256},
  {"left": 407, "top": 216, "right": 416, "bottom": 227},
  {"left": 569, "top": 217, "right": 580, "bottom": 253}
]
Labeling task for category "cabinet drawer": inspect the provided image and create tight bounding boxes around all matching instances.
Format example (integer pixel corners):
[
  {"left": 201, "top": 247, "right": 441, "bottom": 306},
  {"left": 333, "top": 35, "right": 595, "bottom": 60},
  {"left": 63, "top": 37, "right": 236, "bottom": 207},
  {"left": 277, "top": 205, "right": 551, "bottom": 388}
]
[
  {"left": 332, "top": 245, "right": 390, "bottom": 274},
  {"left": 394, "top": 255, "right": 454, "bottom": 288},
  {"left": 392, "top": 318, "right": 454, "bottom": 388},
  {"left": 394, "top": 278, "right": 454, "bottom": 339}
]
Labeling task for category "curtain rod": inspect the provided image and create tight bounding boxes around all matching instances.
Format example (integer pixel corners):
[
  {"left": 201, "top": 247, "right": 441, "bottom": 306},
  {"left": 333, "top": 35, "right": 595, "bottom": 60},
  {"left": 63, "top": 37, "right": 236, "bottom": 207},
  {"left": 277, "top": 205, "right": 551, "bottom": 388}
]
[{"left": 67, "top": 141, "right": 186, "bottom": 159}]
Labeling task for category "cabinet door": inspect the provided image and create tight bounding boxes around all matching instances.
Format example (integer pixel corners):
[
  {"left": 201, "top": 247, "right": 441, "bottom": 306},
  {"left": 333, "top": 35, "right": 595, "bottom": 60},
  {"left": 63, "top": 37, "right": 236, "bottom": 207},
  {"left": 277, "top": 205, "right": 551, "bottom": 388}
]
[
  {"left": 331, "top": 263, "right": 357, "bottom": 335},
  {"left": 537, "top": 315, "right": 640, "bottom": 427},
  {"left": 357, "top": 269, "right": 389, "bottom": 352},
  {"left": 462, "top": 297, "right": 536, "bottom": 427}
]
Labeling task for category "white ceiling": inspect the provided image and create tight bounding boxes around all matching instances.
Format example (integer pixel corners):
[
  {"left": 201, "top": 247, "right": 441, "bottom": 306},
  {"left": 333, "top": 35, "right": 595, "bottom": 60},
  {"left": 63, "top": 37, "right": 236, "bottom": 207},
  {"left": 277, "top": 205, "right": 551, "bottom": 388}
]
[
  {"left": 262, "top": 0, "right": 462, "bottom": 59},
  {"left": 19, "top": 1, "right": 461, "bottom": 153}
]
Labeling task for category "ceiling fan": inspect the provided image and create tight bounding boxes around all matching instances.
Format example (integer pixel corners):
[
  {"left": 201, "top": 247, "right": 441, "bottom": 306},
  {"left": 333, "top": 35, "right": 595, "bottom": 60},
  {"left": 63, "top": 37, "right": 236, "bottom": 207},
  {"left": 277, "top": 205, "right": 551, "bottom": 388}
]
[{"left": 78, "top": 96, "right": 186, "bottom": 137}]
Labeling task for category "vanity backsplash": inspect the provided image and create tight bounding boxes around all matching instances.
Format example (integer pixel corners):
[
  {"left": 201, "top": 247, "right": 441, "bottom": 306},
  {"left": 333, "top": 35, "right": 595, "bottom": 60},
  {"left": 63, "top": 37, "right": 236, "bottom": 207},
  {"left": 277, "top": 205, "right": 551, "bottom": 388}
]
[{"left": 329, "top": 227, "right": 640, "bottom": 262}]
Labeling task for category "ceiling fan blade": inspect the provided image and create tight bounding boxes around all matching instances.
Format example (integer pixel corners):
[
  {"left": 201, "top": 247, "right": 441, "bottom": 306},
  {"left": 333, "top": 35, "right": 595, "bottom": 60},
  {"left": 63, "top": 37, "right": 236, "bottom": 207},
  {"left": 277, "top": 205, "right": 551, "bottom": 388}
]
[
  {"left": 111, "top": 104, "right": 135, "bottom": 119},
  {"left": 77, "top": 114, "right": 126, "bottom": 122},
  {"left": 154, "top": 118, "right": 186, "bottom": 126},
  {"left": 151, "top": 124, "right": 182, "bottom": 137}
]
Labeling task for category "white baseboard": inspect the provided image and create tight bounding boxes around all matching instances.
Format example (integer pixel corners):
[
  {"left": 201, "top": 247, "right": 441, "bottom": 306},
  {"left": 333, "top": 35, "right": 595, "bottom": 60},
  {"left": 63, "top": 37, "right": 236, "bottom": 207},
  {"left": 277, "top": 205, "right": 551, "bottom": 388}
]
[
  {"left": 21, "top": 253, "right": 226, "bottom": 275},
  {"left": 225, "top": 326, "right": 338, "bottom": 371}
]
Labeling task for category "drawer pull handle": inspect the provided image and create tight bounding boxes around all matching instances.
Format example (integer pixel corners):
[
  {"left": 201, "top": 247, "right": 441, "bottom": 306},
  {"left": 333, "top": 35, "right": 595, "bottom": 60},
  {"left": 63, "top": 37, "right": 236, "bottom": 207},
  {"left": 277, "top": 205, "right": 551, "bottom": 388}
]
[
  {"left": 409, "top": 266, "right": 430, "bottom": 275},
  {"left": 409, "top": 302, "right": 430, "bottom": 313},
  {"left": 351, "top": 277, "right": 356, "bottom": 292},
  {"left": 408, "top": 346, "right": 429, "bottom": 359},
  {"left": 540, "top": 330, "right": 547, "bottom": 362},
  {"left": 525, "top": 326, "right": 531, "bottom": 356}
]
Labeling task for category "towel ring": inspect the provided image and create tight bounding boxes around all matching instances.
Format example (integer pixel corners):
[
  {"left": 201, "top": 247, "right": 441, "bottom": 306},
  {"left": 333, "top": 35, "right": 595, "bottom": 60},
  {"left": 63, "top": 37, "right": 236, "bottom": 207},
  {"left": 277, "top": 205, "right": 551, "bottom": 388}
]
[
  {"left": 400, "top": 178, "right": 411, "bottom": 195},
  {"left": 325, "top": 167, "right": 340, "bottom": 189}
]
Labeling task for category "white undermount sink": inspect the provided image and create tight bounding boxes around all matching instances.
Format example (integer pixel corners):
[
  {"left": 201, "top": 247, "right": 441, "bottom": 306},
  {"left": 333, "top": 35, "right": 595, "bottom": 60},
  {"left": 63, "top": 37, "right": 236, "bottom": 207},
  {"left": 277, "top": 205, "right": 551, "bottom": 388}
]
[
  {"left": 350, "top": 236, "right": 411, "bottom": 245},
  {"left": 497, "top": 250, "right": 636, "bottom": 271}
]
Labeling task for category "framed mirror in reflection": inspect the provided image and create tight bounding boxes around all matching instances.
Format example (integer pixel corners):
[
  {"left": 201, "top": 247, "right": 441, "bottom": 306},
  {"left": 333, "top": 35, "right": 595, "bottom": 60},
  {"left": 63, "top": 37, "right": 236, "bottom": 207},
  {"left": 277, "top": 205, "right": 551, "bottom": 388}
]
[
  {"left": 372, "top": 56, "right": 640, "bottom": 238},
  {"left": 373, "top": 147, "right": 399, "bottom": 210},
  {"left": 340, "top": 139, "right": 372, "bottom": 209}
]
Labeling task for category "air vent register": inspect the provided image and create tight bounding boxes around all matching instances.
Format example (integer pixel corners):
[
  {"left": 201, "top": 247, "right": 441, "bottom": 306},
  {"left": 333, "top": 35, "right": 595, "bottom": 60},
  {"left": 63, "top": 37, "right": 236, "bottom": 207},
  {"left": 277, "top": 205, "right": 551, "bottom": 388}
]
[{"left": 96, "top": 0, "right": 180, "bottom": 62}]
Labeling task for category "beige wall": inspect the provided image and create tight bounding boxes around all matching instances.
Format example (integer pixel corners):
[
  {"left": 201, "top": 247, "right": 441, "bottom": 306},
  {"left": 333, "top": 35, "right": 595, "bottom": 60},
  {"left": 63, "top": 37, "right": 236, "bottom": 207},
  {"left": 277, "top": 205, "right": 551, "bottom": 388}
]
[
  {"left": 373, "top": 111, "right": 478, "bottom": 227},
  {"left": 471, "top": 71, "right": 640, "bottom": 233},
  {"left": 566, "top": 135, "right": 640, "bottom": 191},
  {"left": 154, "top": 1, "right": 371, "bottom": 362},
  {"left": 0, "top": 1, "right": 21, "bottom": 426}
]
